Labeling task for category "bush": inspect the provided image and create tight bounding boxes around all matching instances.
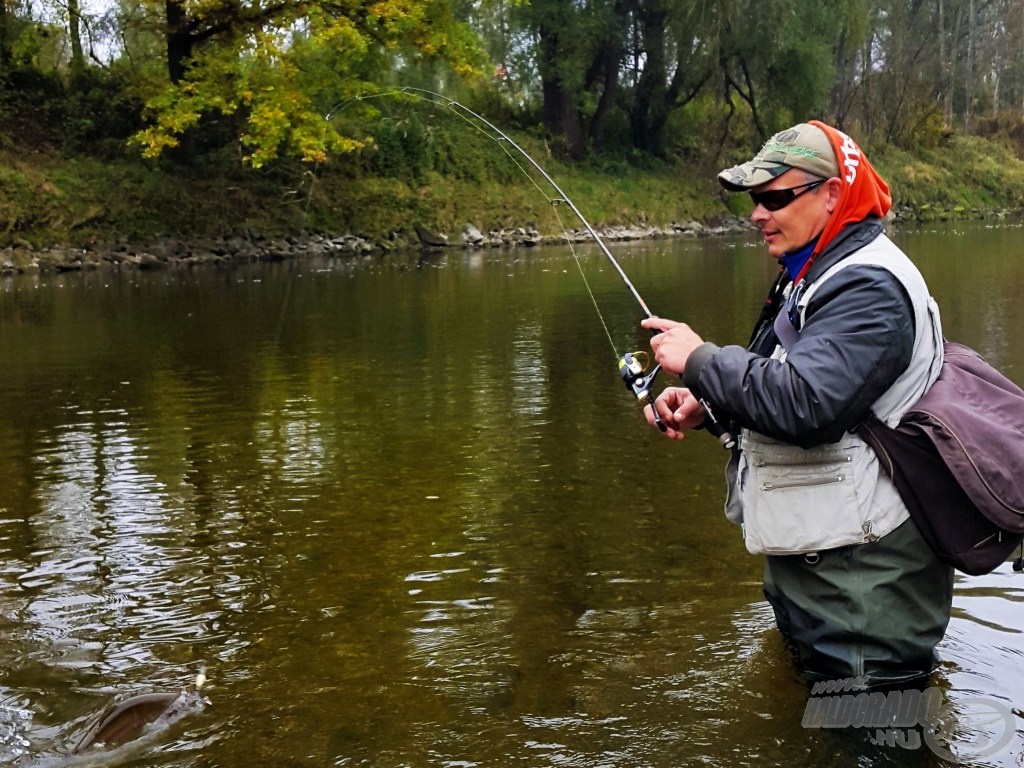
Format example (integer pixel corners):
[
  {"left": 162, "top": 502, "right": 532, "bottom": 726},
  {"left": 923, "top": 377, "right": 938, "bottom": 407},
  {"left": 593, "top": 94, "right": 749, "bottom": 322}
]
[
  {"left": 62, "top": 68, "right": 145, "bottom": 158},
  {"left": 974, "top": 114, "right": 1024, "bottom": 161},
  {"left": 0, "top": 64, "right": 65, "bottom": 147}
]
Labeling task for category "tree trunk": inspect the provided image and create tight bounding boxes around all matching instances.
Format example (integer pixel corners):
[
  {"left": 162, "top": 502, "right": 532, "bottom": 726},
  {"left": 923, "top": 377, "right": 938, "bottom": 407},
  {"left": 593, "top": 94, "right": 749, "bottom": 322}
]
[
  {"left": 165, "top": 0, "right": 197, "bottom": 161},
  {"left": 166, "top": 0, "right": 192, "bottom": 85},
  {"left": 588, "top": 44, "right": 619, "bottom": 153},
  {"left": 630, "top": 5, "right": 668, "bottom": 154},
  {"left": 727, "top": 54, "right": 766, "bottom": 141},
  {"left": 0, "top": 0, "right": 10, "bottom": 71},
  {"left": 68, "top": 0, "right": 84, "bottom": 72},
  {"left": 541, "top": 77, "right": 585, "bottom": 160},
  {"left": 534, "top": 4, "right": 586, "bottom": 160},
  {"left": 862, "top": 31, "right": 874, "bottom": 138},
  {"left": 830, "top": 24, "right": 853, "bottom": 126},
  {"left": 965, "top": 0, "right": 975, "bottom": 134},
  {"left": 938, "top": 0, "right": 948, "bottom": 126},
  {"left": 585, "top": 0, "right": 627, "bottom": 153},
  {"left": 946, "top": 3, "right": 963, "bottom": 128}
]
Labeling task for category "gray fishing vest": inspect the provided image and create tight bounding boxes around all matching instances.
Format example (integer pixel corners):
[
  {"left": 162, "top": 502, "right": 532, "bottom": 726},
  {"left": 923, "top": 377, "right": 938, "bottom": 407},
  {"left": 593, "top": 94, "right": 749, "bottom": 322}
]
[{"left": 726, "top": 233, "right": 944, "bottom": 555}]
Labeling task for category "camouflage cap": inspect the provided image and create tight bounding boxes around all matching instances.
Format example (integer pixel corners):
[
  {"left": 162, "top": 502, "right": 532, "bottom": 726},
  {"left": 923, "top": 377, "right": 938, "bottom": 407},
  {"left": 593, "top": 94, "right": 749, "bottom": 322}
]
[{"left": 718, "top": 123, "right": 840, "bottom": 191}]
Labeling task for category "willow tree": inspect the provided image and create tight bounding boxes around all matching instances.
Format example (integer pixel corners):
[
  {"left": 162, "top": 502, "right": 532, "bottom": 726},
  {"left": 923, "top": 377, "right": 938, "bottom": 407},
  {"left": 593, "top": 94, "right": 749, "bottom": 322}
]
[
  {"left": 829, "top": 0, "right": 872, "bottom": 128},
  {"left": 624, "top": 0, "right": 714, "bottom": 157},
  {"left": 133, "top": 0, "right": 485, "bottom": 166},
  {"left": 513, "top": 0, "right": 628, "bottom": 159},
  {"left": 713, "top": 0, "right": 842, "bottom": 143}
]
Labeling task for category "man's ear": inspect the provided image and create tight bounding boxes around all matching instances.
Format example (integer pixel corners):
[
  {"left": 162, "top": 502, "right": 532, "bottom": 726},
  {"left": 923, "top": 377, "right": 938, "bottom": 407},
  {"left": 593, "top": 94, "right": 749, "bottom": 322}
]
[{"left": 825, "top": 177, "right": 844, "bottom": 213}]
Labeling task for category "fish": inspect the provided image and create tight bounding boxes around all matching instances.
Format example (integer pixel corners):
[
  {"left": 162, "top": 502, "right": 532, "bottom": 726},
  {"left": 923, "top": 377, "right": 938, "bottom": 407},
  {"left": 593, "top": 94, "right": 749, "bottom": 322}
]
[
  {"left": 70, "top": 692, "right": 183, "bottom": 754},
  {"left": 71, "top": 669, "right": 207, "bottom": 755}
]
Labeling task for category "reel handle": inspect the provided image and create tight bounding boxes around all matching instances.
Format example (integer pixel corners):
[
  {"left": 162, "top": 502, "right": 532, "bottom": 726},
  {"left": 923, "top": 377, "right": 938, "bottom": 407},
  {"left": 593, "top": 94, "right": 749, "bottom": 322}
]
[
  {"left": 618, "top": 353, "right": 667, "bottom": 432},
  {"left": 641, "top": 328, "right": 733, "bottom": 449},
  {"left": 618, "top": 351, "right": 735, "bottom": 448}
]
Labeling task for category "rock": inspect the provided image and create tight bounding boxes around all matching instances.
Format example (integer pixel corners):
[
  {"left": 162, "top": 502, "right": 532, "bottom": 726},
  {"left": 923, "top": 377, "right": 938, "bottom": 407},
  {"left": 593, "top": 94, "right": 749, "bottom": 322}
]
[
  {"left": 462, "top": 223, "right": 485, "bottom": 246},
  {"left": 221, "top": 236, "right": 244, "bottom": 255},
  {"left": 414, "top": 224, "right": 448, "bottom": 247},
  {"left": 55, "top": 257, "right": 84, "bottom": 272},
  {"left": 137, "top": 253, "right": 166, "bottom": 270},
  {"left": 12, "top": 249, "right": 39, "bottom": 272},
  {"left": 673, "top": 220, "right": 704, "bottom": 235}
]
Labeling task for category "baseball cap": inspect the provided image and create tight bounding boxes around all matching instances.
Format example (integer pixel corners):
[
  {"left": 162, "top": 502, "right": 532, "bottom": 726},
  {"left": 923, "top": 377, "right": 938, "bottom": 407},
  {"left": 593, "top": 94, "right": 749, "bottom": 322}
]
[{"left": 718, "top": 123, "right": 841, "bottom": 191}]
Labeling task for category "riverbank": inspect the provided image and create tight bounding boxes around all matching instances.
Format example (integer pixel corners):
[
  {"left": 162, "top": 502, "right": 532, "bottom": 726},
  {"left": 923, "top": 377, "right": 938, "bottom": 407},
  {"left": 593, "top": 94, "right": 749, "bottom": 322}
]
[
  {"left": 1, "top": 130, "right": 1022, "bottom": 274},
  {"left": 6, "top": 207, "right": 1022, "bottom": 275},
  {"left": 0, "top": 218, "right": 752, "bottom": 273},
  {"left": 4, "top": 203, "right": 1023, "bottom": 275}
]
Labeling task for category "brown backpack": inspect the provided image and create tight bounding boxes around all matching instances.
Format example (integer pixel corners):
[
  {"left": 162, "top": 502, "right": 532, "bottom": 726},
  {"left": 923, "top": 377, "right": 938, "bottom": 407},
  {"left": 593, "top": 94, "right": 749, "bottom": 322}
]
[{"left": 857, "top": 343, "right": 1024, "bottom": 575}]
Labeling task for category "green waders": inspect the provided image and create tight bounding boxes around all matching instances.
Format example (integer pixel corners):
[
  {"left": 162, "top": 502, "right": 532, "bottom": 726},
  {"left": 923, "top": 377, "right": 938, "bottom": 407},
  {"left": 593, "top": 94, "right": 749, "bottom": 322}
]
[{"left": 763, "top": 516, "right": 954, "bottom": 688}]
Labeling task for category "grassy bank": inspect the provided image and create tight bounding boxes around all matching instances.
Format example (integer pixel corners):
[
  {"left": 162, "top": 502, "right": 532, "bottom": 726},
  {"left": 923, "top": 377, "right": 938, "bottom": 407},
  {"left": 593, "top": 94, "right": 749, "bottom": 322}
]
[{"left": 1, "top": 130, "right": 1023, "bottom": 250}]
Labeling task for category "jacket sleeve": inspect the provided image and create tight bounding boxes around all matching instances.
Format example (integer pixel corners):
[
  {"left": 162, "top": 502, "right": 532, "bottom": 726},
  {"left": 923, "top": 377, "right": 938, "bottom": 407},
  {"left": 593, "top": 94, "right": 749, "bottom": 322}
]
[{"left": 683, "top": 265, "right": 915, "bottom": 448}]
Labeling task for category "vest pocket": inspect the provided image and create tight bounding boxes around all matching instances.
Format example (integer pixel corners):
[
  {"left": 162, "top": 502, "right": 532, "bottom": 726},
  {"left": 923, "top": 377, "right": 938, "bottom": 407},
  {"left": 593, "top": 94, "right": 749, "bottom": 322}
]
[{"left": 739, "top": 434, "right": 867, "bottom": 555}]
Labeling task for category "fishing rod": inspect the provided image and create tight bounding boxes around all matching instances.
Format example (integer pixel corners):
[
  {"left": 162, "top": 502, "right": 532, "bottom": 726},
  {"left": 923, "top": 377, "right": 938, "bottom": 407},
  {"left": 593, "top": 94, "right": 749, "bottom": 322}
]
[{"left": 348, "top": 87, "right": 734, "bottom": 449}]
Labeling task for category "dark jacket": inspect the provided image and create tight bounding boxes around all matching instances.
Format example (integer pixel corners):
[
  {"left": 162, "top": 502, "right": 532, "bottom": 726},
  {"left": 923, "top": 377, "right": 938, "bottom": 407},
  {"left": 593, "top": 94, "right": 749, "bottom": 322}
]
[{"left": 683, "top": 218, "right": 915, "bottom": 448}]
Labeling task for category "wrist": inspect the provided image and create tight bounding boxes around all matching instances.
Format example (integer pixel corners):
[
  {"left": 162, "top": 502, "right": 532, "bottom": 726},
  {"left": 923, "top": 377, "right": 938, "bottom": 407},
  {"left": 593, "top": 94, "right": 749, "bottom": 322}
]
[{"left": 682, "top": 342, "right": 720, "bottom": 390}]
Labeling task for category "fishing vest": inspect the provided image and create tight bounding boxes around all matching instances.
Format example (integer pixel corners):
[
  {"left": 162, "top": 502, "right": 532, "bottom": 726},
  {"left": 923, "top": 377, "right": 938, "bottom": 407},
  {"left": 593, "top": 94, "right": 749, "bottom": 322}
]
[{"left": 727, "top": 233, "right": 944, "bottom": 556}]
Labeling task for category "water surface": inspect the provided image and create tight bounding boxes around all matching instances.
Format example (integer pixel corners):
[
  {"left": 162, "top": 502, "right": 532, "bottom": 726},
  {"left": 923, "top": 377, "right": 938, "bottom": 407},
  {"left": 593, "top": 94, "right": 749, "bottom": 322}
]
[{"left": 0, "top": 220, "right": 1022, "bottom": 766}]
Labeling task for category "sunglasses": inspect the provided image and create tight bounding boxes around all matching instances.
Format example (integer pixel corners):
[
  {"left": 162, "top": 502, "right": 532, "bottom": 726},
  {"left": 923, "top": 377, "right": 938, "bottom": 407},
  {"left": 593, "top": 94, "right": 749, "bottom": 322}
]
[{"left": 750, "top": 179, "right": 826, "bottom": 212}]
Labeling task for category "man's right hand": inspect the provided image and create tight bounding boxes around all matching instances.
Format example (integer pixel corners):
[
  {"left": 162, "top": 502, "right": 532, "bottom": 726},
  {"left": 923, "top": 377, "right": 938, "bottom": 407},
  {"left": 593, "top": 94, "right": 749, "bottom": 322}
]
[{"left": 645, "top": 386, "right": 708, "bottom": 440}]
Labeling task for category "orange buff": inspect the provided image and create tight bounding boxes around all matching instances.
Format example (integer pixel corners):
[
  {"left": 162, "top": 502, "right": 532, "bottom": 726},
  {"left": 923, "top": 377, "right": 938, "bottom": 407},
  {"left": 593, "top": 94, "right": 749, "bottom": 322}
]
[{"left": 809, "top": 120, "right": 892, "bottom": 259}]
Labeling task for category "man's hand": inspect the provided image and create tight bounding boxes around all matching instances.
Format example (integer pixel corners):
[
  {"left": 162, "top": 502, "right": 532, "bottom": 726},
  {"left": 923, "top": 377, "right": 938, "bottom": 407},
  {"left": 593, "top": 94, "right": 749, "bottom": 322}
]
[
  {"left": 641, "top": 317, "right": 705, "bottom": 376},
  {"left": 644, "top": 386, "right": 707, "bottom": 440}
]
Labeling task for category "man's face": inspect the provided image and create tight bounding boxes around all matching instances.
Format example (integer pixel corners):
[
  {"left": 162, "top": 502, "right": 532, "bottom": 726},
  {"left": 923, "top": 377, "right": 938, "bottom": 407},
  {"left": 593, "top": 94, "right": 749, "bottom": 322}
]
[{"left": 749, "top": 169, "right": 838, "bottom": 258}]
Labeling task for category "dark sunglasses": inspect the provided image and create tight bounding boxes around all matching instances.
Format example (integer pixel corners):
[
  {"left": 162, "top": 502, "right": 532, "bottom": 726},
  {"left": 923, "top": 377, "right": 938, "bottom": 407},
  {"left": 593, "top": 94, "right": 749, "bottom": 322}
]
[{"left": 750, "top": 179, "right": 826, "bottom": 212}]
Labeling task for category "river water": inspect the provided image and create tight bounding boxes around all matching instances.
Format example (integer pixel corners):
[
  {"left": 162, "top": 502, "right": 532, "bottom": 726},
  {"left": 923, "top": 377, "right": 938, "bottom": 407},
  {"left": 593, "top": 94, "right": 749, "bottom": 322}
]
[{"left": 0, "top": 221, "right": 1022, "bottom": 767}]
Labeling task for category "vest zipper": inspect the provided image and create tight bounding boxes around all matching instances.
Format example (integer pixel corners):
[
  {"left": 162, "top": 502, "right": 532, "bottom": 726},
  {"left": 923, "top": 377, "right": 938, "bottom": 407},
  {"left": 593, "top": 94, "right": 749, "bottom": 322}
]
[
  {"left": 761, "top": 475, "right": 846, "bottom": 491},
  {"left": 754, "top": 454, "right": 852, "bottom": 467}
]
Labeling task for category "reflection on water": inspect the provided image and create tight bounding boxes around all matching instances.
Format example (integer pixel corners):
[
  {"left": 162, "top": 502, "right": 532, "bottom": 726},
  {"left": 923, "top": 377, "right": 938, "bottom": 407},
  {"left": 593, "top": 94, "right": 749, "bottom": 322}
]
[{"left": 0, "top": 221, "right": 1021, "bottom": 766}]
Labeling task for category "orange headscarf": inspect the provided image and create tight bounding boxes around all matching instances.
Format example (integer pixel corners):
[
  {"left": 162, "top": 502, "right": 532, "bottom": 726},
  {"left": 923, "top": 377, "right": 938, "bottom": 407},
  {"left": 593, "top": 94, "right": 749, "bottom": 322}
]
[{"left": 796, "top": 121, "right": 892, "bottom": 283}]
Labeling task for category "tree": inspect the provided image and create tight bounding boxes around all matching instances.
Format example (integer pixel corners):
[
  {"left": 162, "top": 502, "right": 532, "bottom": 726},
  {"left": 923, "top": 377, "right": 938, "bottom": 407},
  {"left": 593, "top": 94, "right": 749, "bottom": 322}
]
[
  {"left": 965, "top": 0, "right": 975, "bottom": 132},
  {"left": 829, "top": 0, "right": 872, "bottom": 129},
  {"left": 861, "top": 0, "right": 947, "bottom": 145},
  {"left": 132, "top": 0, "right": 486, "bottom": 166},
  {"left": 67, "top": 0, "right": 83, "bottom": 71},
  {"left": 715, "top": 0, "right": 842, "bottom": 143},
  {"left": 529, "top": 0, "right": 585, "bottom": 158},
  {"left": 516, "top": 0, "right": 614, "bottom": 158},
  {"left": 0, "top": 0, "right": 10, "bottom": 71},
  {"left": 624, "top": 0, "right": 713, "bottom": 156}
]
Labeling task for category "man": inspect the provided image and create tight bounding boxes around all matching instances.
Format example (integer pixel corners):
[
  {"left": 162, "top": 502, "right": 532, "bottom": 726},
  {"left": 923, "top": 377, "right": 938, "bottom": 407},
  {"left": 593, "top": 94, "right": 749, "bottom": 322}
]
[{"left": 642, "top": 122, "right": 954, "bottom": 688}]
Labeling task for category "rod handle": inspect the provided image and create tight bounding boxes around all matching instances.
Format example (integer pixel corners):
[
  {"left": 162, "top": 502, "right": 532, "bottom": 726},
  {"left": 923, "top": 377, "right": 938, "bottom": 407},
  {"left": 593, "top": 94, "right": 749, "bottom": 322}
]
[{"left": 694, "top": 393, "right": 736, "bottom": 450}]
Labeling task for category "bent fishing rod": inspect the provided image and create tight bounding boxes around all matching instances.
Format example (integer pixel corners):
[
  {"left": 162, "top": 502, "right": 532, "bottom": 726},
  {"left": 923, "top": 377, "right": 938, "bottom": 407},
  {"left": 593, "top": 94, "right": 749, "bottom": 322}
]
[{"left": 352, "top": 87, "right": 734, "bottom": 449}]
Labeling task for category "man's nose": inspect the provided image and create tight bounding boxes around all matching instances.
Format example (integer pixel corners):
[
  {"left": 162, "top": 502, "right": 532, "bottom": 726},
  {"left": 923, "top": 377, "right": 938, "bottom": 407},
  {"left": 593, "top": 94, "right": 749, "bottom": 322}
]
[{"left": 750, "top": 204, "right": 769, "bottom": 223}]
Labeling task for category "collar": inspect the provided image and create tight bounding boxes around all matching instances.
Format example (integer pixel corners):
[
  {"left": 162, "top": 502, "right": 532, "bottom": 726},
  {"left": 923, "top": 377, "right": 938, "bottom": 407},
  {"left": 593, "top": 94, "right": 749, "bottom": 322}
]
[
  {"left": 780, "top": 238, "right": 819, "bottom": 281},
  {"left": 798, "top": 218, "right": 886, "bottom": 284}
]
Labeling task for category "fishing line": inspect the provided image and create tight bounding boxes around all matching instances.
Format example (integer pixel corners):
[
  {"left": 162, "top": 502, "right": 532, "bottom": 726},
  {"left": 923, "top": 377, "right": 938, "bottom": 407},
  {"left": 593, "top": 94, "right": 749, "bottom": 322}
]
[
  {"left": 426, "top": 98, "right": 620, "bottom": 356},
  {"left": 314, "top": 87, "right": 735, "bottom": 448},
  {"left": 535, "top": 189, "right": 620, "bottom": 359}
]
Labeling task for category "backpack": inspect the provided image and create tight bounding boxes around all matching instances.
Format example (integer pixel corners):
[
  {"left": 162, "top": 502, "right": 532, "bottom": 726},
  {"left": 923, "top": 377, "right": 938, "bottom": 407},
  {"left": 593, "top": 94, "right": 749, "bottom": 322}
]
[{"left": 857, "top": 342, "right": 1024, "bottom": 575}]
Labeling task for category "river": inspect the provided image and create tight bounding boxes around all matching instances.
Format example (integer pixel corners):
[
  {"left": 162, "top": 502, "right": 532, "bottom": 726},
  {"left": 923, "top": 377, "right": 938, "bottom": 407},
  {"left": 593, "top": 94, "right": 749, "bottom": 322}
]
[{"left": 0, "top": 220, "right": 1022, "bottom": 766}]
